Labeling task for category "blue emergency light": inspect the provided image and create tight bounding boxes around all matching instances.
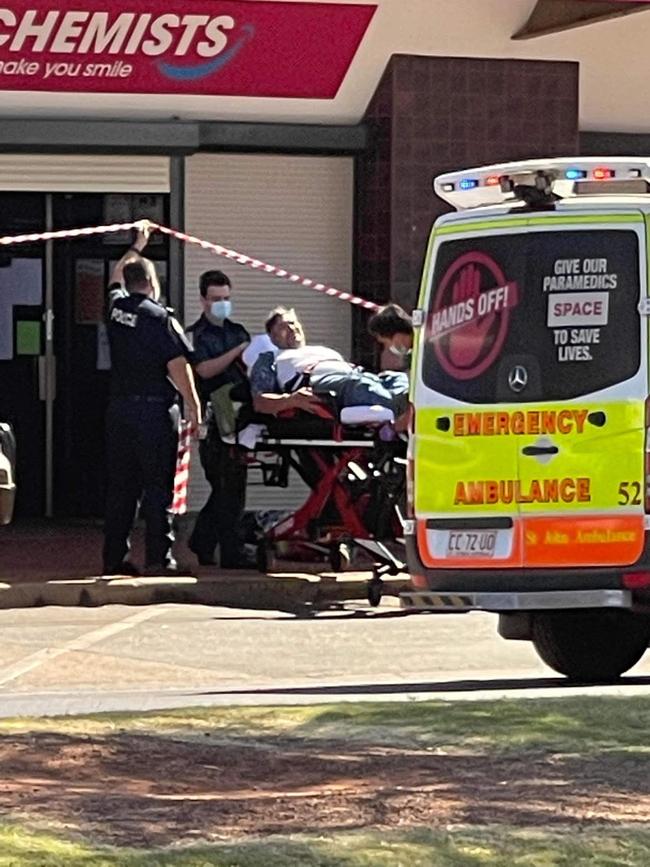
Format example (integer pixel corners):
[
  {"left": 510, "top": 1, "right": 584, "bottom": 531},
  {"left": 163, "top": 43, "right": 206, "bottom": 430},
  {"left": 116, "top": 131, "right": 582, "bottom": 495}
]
[
  {"left": 434, "top": 158, "right": 650, "bottom": 211},
  {"left": 565, "top": 168, "right": 587, "bottom": 180}
]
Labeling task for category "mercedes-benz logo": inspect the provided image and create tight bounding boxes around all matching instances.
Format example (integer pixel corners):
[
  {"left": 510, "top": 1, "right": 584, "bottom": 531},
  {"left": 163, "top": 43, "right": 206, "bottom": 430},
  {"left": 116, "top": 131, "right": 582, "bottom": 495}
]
[{"left": 508, "top": 365, "right": 528, "bottom": 393}]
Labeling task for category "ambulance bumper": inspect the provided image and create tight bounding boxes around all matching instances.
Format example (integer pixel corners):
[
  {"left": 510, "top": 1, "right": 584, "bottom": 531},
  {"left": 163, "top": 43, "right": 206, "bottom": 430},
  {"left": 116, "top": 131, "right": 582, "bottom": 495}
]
[
  {"left": 403, "top": 532, "right": 646, "bottom": 593},
  {"left": 400, "top": 588, "right": 630, "bottom": 613}
]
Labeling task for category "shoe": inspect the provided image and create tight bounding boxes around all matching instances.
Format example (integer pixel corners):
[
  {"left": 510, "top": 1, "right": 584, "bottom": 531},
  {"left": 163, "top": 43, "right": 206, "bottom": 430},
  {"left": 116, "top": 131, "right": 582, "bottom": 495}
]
[{"left": 103, "top": 562, "right": 140, "bottom": 577}]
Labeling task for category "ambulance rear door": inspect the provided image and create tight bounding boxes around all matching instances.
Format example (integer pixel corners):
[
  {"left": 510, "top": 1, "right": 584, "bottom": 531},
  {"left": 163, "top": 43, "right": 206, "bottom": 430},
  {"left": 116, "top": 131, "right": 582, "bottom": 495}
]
[{"left": 511, "top": 215, "right": 646, "bottom": 569}]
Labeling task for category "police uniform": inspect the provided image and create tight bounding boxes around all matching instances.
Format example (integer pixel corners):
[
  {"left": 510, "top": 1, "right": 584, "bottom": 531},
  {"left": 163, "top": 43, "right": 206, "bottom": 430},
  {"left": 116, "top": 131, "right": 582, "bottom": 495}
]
[
  {"left": 186, "top": 314, "right": 250, "bottom": 567},
  {"left": 103, "top": 285, "right": 191, "bottom": 574}
]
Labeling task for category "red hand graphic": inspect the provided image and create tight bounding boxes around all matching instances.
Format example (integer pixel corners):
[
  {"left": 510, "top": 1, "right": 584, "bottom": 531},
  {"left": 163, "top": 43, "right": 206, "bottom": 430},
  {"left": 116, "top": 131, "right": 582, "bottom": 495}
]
[{"left": 447, "top": 263, "right": 495, "bottom": 368}]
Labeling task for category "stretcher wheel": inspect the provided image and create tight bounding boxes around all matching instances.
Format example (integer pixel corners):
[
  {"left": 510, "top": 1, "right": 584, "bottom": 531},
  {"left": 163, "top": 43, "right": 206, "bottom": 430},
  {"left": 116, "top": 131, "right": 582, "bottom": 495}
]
[
  {"left": 329, "top": 542, "right": 351, "bottom": 573},
  {"left": 367, "top": 576, "right": 383, "bottom": 608}
]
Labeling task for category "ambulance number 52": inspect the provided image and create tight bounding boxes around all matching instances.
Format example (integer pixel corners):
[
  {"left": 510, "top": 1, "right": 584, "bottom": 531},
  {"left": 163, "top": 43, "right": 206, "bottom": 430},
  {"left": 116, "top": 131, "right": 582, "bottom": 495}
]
[{"left": 618, "top": 482, "right": 642, "bottom": 506}]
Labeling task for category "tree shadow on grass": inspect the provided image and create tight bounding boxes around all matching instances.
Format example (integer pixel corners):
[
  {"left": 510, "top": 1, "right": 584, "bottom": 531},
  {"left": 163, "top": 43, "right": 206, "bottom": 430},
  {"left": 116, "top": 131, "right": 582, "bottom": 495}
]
[{"left": 0, "top": 715, "right": 649, "bottom": 850}]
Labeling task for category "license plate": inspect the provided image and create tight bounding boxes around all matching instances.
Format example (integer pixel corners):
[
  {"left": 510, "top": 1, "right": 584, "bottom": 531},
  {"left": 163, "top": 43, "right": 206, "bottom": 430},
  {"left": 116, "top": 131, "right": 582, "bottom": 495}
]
[
  {"left": 446, "top": 530, "right": 498, "bottom": 558},
  {"left": 425, "top": 526, "right": 514, "bottom": 560}
]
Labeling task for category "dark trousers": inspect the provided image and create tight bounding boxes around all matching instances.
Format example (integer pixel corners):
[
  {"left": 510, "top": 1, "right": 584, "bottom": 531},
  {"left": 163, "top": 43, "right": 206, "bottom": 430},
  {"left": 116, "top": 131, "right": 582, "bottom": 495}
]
[
  {"left": 189, "top": 429, "right": 247, "bottom": 566},
  {"left": 103, "top": 398, "right": 178, "bottom": 571}
]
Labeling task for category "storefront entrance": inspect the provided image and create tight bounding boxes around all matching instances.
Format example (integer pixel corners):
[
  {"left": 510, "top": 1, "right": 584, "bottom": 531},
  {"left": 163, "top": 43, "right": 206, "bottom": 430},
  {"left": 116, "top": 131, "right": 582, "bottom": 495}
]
[{"left": 0, "top": 191, "right": 169, "bottom": 519}]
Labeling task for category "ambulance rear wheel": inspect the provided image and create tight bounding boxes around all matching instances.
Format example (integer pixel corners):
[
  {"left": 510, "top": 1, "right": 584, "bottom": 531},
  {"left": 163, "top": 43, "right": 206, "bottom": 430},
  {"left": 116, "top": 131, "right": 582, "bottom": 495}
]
[{"left": 531, "top": 610, "right": 650, "bottom": 683}]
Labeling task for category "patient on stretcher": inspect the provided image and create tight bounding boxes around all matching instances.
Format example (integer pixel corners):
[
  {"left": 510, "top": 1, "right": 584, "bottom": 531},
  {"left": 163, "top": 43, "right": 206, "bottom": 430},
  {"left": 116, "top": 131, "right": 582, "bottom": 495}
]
[{"left": 250, "top": 307, "right": 409, "bottom": 429}]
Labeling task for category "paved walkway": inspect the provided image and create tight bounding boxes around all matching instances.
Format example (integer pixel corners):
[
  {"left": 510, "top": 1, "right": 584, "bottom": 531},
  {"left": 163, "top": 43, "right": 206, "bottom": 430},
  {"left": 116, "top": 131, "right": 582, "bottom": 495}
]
[{"left": 0, "top": 520, "right": 406, "bottom": 611}]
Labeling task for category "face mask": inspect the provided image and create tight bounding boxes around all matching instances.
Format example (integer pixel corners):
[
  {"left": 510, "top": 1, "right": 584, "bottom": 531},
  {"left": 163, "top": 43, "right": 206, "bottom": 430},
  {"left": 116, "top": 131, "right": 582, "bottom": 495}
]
[
  {"left": 210, "top": 299, "right": 232, "bottom": 320},
  {"left": 388, "top": 344, "right": 411, "bottom": 358}
]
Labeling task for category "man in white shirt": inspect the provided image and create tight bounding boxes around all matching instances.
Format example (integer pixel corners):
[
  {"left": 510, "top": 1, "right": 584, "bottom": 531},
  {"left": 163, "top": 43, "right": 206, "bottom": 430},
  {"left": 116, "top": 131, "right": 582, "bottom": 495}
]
[{"left": 250, "top": 308, "right": 409, "bottom": 419}]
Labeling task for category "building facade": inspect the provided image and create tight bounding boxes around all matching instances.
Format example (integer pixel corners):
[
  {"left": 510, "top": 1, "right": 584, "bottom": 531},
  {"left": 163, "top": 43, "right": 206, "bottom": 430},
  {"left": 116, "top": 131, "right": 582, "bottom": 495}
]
[{"left": 0, "top": 0, "right": 646, "bottom": 518}]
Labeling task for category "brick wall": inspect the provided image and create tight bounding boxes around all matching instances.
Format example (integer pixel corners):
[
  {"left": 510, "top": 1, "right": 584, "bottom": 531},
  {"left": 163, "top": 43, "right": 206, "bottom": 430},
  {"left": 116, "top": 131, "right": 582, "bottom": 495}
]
[{"left": 354, "top": 55, "right": 579, "bottom": 366}]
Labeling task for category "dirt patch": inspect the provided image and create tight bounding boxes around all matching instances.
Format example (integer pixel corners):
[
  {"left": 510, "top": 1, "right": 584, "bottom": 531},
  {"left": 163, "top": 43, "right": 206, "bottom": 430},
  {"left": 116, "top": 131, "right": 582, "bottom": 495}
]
[{"left": 0, "top": 730, "right": 648, "bottom": 847}]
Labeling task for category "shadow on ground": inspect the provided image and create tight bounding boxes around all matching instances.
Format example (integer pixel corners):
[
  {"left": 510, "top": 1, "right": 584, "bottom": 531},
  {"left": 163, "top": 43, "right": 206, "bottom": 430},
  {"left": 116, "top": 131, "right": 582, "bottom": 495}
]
[{"left": 0, "top": 712, "right": 648, "bottom": 848}]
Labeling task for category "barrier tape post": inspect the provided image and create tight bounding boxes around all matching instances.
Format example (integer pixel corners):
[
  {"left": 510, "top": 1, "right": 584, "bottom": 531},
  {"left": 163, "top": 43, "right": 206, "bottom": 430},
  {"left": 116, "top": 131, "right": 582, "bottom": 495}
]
[{"left": 172, "top": 419, "right": 192, "bottom": 516}]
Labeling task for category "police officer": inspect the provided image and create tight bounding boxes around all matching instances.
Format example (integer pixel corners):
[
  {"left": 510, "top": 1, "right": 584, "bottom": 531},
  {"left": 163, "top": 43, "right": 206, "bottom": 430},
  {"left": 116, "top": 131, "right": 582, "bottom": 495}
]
[
  {"left": 103, "top": 223, "right": 201, "bottom": 576},
  {"left": 186, "top": 270, "right": 252, "bottom": 568}
]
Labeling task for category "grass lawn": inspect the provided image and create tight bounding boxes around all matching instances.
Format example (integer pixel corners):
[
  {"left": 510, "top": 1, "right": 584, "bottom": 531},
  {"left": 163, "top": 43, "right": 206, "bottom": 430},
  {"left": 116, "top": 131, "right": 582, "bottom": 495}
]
[
  {"left": 2, "top": 824, "right": 650, "bottom": 866},
  {"left": 0, "top": 696, "right": 649, "bottom": 865}
]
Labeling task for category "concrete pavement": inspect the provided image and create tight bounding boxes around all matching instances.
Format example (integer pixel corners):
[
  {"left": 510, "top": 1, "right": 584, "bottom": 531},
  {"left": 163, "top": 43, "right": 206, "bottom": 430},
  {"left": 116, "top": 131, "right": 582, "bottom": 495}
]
[
  {"left": 0, "top": 519, "right": 405, "bottom": 611},
  {"left": 1, "top": 601, "right": 650, "bottom": 717},
  {"left": 3, "top": 521, "right": 650, "bottom": 718}
]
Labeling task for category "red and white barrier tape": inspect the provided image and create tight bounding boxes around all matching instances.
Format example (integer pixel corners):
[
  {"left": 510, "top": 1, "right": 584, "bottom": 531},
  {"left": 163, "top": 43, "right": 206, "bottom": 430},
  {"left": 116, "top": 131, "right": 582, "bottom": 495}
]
[
  {"left": 0, "top": 220, "right": 381, "bottom": 313},
  {"left": 0, "top": 221, "right": 144, "bottom": 247},
  {"left": 151, "top": 222, "right": 381, "bottom": 313},
  {"left": 172, "top": 419, "right": 192, "bottom": 516}
]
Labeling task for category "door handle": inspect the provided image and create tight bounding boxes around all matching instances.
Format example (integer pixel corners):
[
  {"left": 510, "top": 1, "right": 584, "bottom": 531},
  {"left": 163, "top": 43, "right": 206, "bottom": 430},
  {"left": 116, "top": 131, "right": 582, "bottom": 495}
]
[
  {"left": 436, "top": 417, "right": 451, "bottom": 431},
  {"left": 522, "top": 445, "right": 559, "bottom": 456}
]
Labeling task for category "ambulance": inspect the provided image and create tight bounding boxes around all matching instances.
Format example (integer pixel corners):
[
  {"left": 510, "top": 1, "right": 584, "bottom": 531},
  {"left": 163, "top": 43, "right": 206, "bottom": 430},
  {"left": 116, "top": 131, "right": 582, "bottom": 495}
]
[{"left": 401, "top": 157, "right": 650, "bottom": 682}]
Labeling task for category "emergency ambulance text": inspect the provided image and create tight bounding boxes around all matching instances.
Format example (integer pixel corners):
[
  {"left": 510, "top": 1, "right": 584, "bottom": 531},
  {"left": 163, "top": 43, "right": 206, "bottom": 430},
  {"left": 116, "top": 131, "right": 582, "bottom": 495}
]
[
  {"left": 452, "top": 409, "right": 588, "bottom": 437},
  {"left": 453, "top": 477, "right": 591, "bottom": 506}
]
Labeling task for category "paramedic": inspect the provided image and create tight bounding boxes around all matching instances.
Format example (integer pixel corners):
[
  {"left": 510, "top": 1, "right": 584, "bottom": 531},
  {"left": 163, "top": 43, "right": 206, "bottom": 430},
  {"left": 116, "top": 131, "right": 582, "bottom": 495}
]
[
  {"left": 103, "top": 224, "right": 200, "bottom": 577},
  {"left": 368, "top": 303, "right": 414, "bottom": 372},
  {"left": 186, "top": 270, "right": 252, "bottom": 568},
  {"left": 250, "top": 308, "right": 409, "bottom": 419}
]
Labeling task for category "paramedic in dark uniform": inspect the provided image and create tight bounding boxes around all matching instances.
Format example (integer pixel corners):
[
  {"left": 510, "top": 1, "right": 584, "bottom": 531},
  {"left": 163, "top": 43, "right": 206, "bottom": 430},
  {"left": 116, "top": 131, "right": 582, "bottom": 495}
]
[
  {"left": 186, "top": 270, "right": 252, "bottom": 568},
  {"left": 103, "top": 223, "right": 201, "bottom": 577}
]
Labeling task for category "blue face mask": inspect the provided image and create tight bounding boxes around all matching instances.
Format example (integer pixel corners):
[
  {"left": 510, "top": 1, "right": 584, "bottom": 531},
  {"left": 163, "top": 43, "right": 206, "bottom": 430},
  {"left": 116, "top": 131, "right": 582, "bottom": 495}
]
[{"left": 210, "top": 299, "right": 232, "bottom": 320}]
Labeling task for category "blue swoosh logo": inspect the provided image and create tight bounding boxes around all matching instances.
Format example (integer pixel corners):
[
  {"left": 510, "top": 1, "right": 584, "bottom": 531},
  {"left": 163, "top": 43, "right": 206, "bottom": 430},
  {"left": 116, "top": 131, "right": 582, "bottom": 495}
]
[{"left": 158, "top": 23, "right": 255, "bottom": 81}]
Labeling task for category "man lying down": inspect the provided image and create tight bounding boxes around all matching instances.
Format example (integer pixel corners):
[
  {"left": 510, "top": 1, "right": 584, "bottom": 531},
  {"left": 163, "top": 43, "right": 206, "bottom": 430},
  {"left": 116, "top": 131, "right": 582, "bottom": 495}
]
[{"left": 250, "top": 307, "right": 410, "bottom": 429}]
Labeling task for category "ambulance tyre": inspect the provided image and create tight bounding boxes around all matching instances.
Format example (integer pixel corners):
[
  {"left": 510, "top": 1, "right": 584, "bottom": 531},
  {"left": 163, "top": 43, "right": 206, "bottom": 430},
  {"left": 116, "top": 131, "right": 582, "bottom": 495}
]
[{"left": 531, "top": 610, "right": 650, "bottom": 683}]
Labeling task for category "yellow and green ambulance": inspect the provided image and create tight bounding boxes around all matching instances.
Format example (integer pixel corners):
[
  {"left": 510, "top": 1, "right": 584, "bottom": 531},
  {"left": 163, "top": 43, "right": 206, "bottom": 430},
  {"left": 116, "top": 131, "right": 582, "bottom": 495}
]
[{"left": 401, "top": 157, "right": 650, "bottom": 681}]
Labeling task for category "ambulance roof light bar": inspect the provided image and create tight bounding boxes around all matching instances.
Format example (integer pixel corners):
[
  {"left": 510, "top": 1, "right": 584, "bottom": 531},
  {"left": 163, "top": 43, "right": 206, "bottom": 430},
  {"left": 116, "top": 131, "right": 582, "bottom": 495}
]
[{"left": 434, "top": 157, "right": 650, "bottom": 211}]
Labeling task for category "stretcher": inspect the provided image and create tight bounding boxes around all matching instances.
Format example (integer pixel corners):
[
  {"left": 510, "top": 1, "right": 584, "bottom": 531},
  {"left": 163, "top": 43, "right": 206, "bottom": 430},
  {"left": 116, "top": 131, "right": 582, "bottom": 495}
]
[{"left": 245, "top": 404, "right": 407, "bottom": 605}]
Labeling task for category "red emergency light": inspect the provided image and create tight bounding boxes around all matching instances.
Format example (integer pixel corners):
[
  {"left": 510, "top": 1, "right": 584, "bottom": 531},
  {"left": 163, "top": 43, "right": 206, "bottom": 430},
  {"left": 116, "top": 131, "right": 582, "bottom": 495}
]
[{"left": 593, "top": 167, "right": 615, "bottom": 180}]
